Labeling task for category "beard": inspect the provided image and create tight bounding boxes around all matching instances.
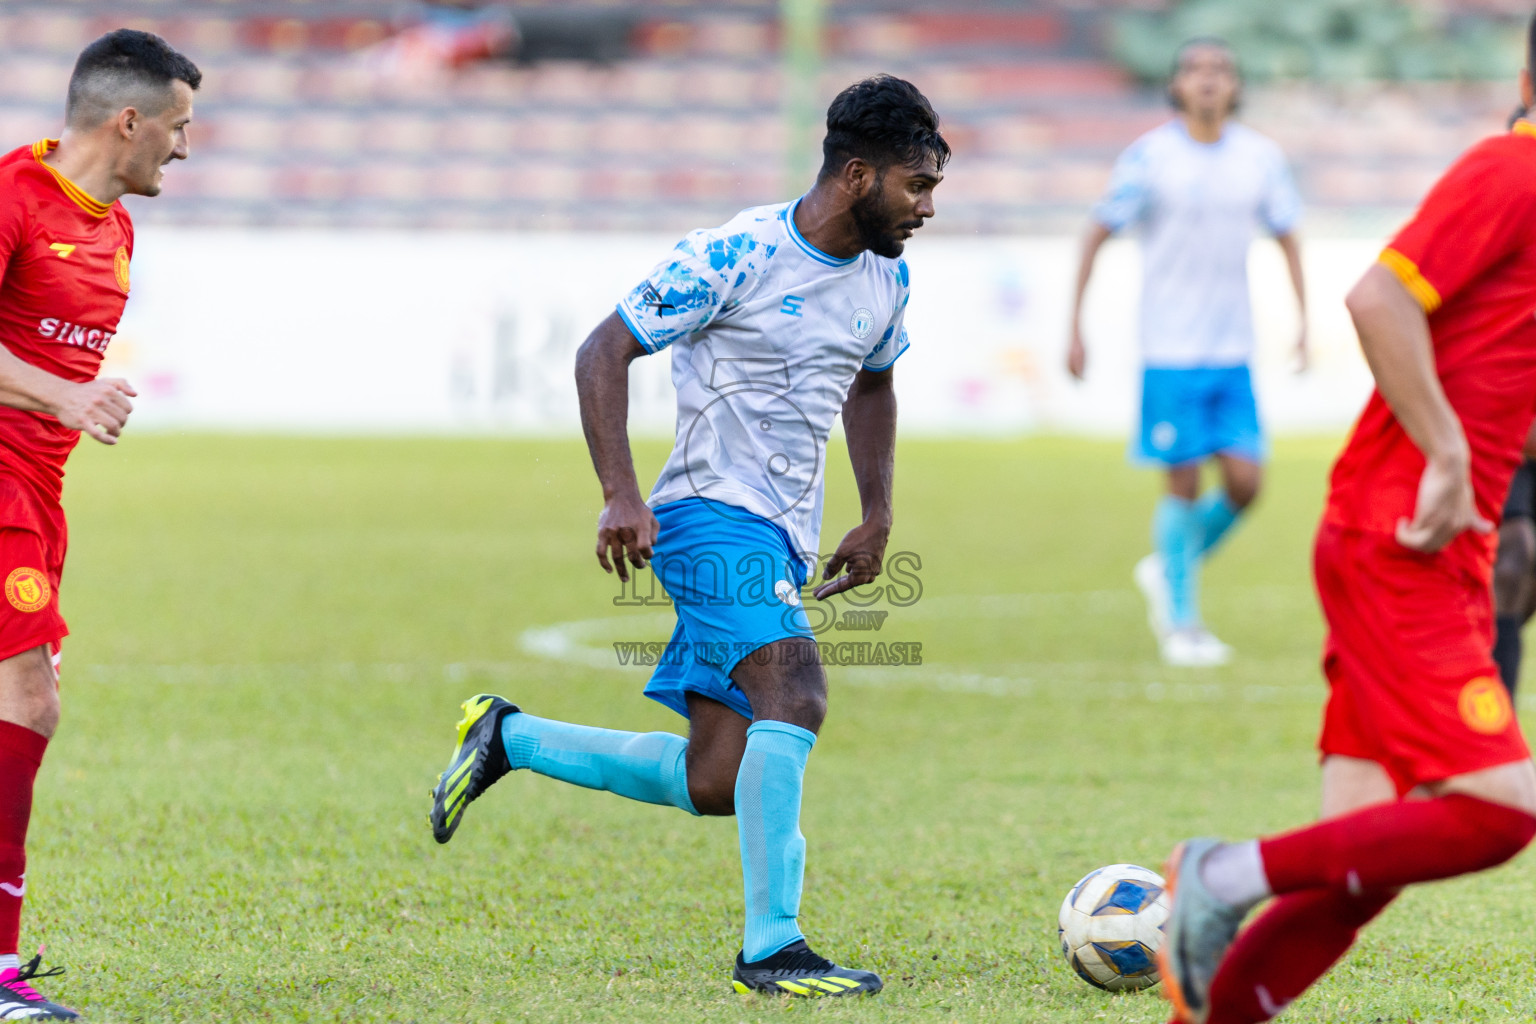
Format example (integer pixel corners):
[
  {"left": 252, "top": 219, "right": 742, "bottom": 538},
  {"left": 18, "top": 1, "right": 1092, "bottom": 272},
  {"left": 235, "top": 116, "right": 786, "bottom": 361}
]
[{"left": 849, "top": 178, "right": 917, "bottom": 258}]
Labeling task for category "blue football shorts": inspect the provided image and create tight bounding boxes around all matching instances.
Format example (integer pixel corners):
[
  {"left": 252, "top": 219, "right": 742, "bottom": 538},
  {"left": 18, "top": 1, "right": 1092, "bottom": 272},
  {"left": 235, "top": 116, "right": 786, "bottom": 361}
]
[
  {"left": 1135, "top": 364, "right": 1265, "bottom": 467},
  {"left": 643, "top": 497, "right": 813, "bottom": 720}
]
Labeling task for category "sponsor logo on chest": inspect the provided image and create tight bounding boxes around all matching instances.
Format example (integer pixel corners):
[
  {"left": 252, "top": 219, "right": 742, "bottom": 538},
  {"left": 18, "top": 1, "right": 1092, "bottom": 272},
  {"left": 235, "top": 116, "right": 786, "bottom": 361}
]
[
  {"left": 777, "top": 293, "right": 880, "bottom": 340},
  {"left": 37, "top": 317, "right": 114, "bottom": 353}
]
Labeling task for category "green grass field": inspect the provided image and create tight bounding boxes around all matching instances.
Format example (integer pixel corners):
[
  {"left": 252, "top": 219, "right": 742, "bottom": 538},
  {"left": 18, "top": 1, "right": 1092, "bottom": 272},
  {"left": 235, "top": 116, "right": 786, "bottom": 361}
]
[{"left": 22, "top": 434, "right": 1536, "bottom": 1023}]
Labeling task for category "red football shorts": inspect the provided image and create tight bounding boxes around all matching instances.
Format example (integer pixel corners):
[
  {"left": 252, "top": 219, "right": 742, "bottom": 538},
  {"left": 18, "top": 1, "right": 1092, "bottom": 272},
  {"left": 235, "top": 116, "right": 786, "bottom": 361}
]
[
  {"left": 1314, "top": 521, "right": 1529, "bottom": 795},
  {"left": 0, "top": 527, "right": 65, "bottom": 666}
]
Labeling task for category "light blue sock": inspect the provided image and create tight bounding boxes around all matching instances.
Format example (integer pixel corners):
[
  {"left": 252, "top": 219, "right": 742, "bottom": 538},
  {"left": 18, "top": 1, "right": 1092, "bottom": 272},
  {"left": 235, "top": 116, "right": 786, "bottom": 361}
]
[
  {"left": 500, "top": 713, "right": 699, "bottom": 815},
  {"left": 1194, "top": 489, "right": 1243, "bottom": 557},
  {"left": 1154, "top": 495, "right": 1201, "bottom": 628},
  {"left": 736, "top": 720, "right": 816, "bottom": 962}
]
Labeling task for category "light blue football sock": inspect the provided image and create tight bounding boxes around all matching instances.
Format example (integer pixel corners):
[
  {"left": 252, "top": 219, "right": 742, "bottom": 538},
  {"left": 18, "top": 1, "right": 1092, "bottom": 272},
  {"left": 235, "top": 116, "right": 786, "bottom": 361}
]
[
  {"left": 1154, "top": 495, "right": 1201, "bottom": 629},
  {"left": 736, "top": 720, "right": 816, "bottom": 962},
  {"left": 1194, "top": 488, "right": 1243, "bottom": 557},
  {"left": 500, "top": 713, "right": 699, "bottom": 815}
]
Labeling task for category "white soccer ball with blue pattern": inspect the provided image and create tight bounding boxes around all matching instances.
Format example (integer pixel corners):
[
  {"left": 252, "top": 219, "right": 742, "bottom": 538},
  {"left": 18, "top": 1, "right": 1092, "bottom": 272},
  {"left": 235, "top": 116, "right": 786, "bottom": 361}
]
[{"left": 1057, "top": 863, "right": 1169, "bottom": 991}]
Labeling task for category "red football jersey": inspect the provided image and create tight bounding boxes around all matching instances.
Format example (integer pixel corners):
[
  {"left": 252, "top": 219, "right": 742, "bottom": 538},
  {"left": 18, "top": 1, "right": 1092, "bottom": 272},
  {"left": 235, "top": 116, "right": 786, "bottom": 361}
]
[
  {"left": 1324, "top": 122, "right": 1536, "bottom": 574},
  {"left": 0, "top": 139, "right": 133, "bottom": 532}
]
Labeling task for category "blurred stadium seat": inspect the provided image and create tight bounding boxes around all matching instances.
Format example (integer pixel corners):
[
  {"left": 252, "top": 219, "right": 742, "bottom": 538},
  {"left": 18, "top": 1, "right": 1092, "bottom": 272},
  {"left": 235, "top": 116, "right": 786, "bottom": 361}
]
[{"left": 3, "top": 0, "right": 1524, "bottom": 231}]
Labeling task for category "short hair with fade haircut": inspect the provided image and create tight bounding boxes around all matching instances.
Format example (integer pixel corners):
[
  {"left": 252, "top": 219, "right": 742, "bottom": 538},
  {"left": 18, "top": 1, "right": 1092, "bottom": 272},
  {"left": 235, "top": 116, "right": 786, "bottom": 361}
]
[
  {"left": 819, "top": 75, "right": 951, "bottom": 179},
  {"left": 66, "top": 29, "right": 202, "bottom": 130}
]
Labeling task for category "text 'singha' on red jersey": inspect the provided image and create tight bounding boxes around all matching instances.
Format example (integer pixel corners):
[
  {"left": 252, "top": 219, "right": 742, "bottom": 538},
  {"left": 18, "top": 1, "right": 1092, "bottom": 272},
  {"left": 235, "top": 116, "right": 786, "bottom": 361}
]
[
  {"left": 1326, "top": 121, "right": 1536, "bottom": 574},
  {"left": 0, "top": 139, "right": 133, "bottom": 527}
]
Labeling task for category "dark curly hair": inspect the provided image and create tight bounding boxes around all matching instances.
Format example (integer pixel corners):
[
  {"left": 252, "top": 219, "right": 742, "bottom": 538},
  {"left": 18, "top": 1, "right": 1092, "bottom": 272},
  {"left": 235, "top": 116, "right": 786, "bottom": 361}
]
[
  {"left": 819, "top": 75, "right": 950, "bottom": 179},
  {"left": 67, "top": 29, "right": 202, "bottom": 128}
]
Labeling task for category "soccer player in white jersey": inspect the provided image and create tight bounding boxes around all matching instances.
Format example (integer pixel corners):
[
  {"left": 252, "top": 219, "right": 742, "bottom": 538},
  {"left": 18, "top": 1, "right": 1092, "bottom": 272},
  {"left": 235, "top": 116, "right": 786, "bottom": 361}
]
[
  {"left": 1068, "top": 38, "right": 1307, "bottom": 667},
  {"left": 428, "top": 76, "right": 947, "bottom": 996}
]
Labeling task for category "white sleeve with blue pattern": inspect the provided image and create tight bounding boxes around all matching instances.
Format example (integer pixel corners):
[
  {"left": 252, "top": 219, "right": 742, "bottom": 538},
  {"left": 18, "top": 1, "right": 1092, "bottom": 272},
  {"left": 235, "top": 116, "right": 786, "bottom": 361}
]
[
  {"left": 1261, "top": 147, "right": 1303, "bottom": 236},
  {"left": 616, "top": 228, "right": 768, "bottom": 353},
  {"left": 863, "top": 258, "right": 912, "bottom": 372},
  {"left": 1092, "top": 140, "right": 1152, "bottom": 233}
]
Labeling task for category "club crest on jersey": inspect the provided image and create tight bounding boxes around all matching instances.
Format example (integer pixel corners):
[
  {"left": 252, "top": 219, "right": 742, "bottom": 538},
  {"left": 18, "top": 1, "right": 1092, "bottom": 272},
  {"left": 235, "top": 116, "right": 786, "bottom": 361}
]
[
  {"left": 4, "top": 568, "right": 49, "bottom": 614},
  {"left": 113, "top": 245, "right": 130, "bottom": 292},
  {"left": 850, "top": 307, "right": 875, "bottom": 340},
  {"left": 1458, "top": 676, "right": 1513, "bottom": 734}
]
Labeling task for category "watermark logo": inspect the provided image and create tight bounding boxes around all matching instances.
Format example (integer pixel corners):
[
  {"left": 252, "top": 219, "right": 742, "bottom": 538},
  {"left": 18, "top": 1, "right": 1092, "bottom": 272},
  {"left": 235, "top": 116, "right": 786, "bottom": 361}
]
[
  {"left": 609, "top": 546, "right": 924, "bottom": 666},
  {"left": 612, "top": 638, "right": 922, "bottom": 667}
]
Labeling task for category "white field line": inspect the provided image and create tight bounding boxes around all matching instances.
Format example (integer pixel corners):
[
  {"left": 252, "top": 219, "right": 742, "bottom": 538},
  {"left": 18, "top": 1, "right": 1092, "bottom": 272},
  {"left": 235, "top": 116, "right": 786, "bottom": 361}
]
[
  {"left": 70, "top": 588, "right": 1536, "bottom": 711},
  {"left": 513, "top": 590, "right": 1336, "bottom": 707}
]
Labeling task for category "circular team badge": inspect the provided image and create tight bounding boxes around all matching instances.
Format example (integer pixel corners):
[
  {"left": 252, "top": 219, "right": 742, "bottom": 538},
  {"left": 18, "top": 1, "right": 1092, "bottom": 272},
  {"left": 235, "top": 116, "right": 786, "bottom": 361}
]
[
  {"left": 4, "top": 568, "right": 49, "bottom": 614},
  {"left": 1458, "top": 676, "right": 1513, "bottom": 735},
  {"left": 849, "top": 307, "right": 875, "bottom": 340},
  {"left": 113, "top": 246, "right": 130, "bottom": 293}
]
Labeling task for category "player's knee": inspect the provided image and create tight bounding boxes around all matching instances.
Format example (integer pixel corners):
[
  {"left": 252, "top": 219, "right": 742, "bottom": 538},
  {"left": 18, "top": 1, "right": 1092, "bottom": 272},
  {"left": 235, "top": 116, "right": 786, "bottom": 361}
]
[
  {"left": 776, "top": 680, "right": 827, "bottom": 733},
  {"left": 13, "top": 689, "right": 58, "bottom": 739},
  {"left": 776, "top": 655, "right": 828, "bottom": 730},
  {"left": 788, "top": 694, "right": 827, "bottom": 732},
  {"left": 1166, "top": 466, "right": 1200, "bottom": 501},
  {"left": 0, "top": 668, "right": 59, "bottom": 739},
  {"left": 687, "top": 774, "right": 736, "bottom": 816},
  {"left": 683, "top": 738, "right": 740, "bottom": 816},
  {"left": 1484, "top": 808, "right": 1536, "bottom": 866},
  {"left": 1225, "top": 473, "right": 1261, "bottom": 510}
]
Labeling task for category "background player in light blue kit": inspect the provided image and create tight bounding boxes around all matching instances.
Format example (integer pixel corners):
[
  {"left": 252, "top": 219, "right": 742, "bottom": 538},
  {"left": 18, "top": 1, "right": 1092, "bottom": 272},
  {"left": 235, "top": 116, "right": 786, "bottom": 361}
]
[
  {"left": 1067, "top": 38, "right": 1307, "bottom": 667},
  {"left": 429, "top": 75, "right": 947, "bottom": 997}
]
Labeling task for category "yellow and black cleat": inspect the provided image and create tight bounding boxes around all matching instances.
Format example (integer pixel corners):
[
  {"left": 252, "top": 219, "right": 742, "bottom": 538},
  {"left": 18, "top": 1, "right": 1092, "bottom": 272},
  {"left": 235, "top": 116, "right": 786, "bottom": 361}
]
[
  {"left": 731, "top": 941, "right": 882, "bottom": 998},
  {"left": 429, "top": 694, "right": 519, "bottom": 844}
]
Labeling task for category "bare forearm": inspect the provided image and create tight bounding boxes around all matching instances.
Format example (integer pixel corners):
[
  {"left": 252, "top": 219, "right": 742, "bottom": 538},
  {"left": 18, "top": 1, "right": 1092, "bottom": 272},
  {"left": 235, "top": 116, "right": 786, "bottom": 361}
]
[
  {"left": 575, "top": 314, "right": 645, "bottom": 500},
  {"left": 1278, "top": 232, "right": 1307, "bottom": 320},
  {"left": 843, "top": 372, "right": 896, "bottom": 527},
  {"left": 1071, "top": 222, "right": 1113, "bottom": 326},
  {"left": 0, "top": 346, "right": 66, "bottom": 415},
  {"left": 1347, "top": 265, "right": 1464, "bottom": 464}
]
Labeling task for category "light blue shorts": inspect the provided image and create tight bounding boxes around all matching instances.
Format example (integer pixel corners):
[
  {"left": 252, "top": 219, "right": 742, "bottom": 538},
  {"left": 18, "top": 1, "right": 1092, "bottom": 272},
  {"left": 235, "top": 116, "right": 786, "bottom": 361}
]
[
  {"left": 643, "top": 498, "right": 813, "bottom": 720},
  {"left": 1135, "top": 365, "right": 1264, "bottom": 467}
]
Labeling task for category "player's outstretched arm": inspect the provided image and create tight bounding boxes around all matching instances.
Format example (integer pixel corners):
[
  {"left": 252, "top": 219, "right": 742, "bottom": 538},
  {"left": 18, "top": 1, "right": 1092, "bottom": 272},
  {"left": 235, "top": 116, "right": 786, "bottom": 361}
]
[
  {"left": 1067, "top": 222, "right": 1113, "bottom": 380},
  {"left": 575, "top": 312, "right": 658, "bottom": 581},
  {"left": 1346, "top": 263, "right": 1490, "bottom": 552},
  {"left": 0, "top": 342, "right": 134, "bottom": 445},
  {"left": 817, "top": 367, "right": 896, "bottom": 601}
]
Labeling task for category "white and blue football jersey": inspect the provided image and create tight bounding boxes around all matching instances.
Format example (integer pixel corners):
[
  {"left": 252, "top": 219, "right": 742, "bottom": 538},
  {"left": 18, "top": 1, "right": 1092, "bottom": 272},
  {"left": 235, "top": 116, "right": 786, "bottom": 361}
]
[
  {"left": 617, "top": 199, "right": 911, "bottom": 558},
  {"left": 1094, "top": 120, "right": 1301, "bottom": 369}
]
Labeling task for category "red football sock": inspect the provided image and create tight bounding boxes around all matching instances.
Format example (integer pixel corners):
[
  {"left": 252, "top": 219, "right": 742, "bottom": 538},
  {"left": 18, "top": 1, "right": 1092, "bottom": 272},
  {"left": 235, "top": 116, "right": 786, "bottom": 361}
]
[
  {"left": 1259, "top": 794, "right": 1536, "bottom": 895},
  {"left": 1205, "top": 888, "right": 1397, "bottom": 1023},
  {"left": 0, "top": 721, "right": 46, "bottom": 956}
]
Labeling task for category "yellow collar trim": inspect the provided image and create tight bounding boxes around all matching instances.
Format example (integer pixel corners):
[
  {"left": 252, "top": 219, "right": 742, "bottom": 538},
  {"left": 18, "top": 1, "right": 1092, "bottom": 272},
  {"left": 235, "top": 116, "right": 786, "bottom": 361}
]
[
  {"left": 31, "top": 140, "right": 111, "bottom": 219},
  {"left": 1514, "top": 121, "right": 1536, "bottom": 140}
]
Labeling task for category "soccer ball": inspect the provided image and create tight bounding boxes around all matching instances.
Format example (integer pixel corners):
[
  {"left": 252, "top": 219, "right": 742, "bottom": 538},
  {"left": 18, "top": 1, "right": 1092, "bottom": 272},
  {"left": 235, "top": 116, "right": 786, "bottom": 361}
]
[{"left": 1057, "top": 863, "right": 1170, "bottom": 991}]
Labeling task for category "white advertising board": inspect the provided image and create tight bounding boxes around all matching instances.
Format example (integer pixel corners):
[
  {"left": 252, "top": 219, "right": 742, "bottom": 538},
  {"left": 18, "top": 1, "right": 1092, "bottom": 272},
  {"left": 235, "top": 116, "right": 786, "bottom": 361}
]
[{"left": 106, "top": 229, "right": 1382, "bottom": 436}]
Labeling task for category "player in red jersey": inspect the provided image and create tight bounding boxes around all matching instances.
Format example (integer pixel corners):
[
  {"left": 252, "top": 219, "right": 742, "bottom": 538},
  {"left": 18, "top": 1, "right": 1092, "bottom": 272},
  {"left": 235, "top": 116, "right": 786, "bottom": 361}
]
[
  {"left": 0, "top": 30, "right": 199, "bottom": 1021},
  {"left": 1155, "top": 20, "right": 1536, "bottom": 1024}
]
